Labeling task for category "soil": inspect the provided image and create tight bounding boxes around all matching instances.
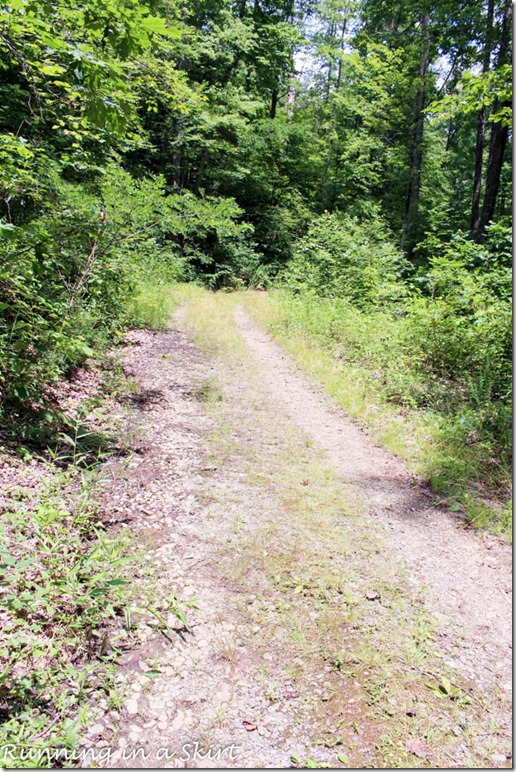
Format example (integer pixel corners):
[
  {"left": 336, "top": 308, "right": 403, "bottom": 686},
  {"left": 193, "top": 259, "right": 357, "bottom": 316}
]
[{"left": 80, "top": 305, "right": 511, "bottom": 769}]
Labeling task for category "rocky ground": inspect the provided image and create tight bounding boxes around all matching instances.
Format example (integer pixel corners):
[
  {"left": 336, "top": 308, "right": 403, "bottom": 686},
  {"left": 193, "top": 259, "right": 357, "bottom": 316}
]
[{"left": 78, "top": 297, "right": 511, "bottom": 769}]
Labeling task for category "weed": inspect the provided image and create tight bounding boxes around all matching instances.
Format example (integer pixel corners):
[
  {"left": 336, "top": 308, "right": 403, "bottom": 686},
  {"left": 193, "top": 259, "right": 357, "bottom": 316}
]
[
  {"left": 192, "top": 380, "right": 223, "bottom": 404},
  {"left": 0, "top": 463, "right": 138, "bottom": 759},
  {"left": 127, "top": 283, "right": 179, "bottom": 330}
]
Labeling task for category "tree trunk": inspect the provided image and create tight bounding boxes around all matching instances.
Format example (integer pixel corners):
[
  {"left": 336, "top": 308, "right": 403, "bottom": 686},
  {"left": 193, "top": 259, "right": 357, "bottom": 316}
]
[
  {"left": 322, "top": 17, "right": 347, "bottom": 207},
  {"left": 287, "top": 79, "right": 295, "bottom": 118},
  {"left": 473, "top": 0, "right": 511, "bottom": 241},
  {"left": 475, "top": 105, "right": 510, "bottom": 241},
  {"left": 470, "top": 0, "right": 494, "bottom": 232},
  {"left": 470, "top": 108, "right": 487, "bottom": 230},
  {"left": 194, "top": 149, "right": 208, "bottom": 194},
  {"left": 172, "top": 117, "right": 183, "bottom": 188},
  {"left": 270, "top": 88, "right": 278, "bottom": 119},
  {"left": 401, "top": 13, "right": 430, "bottom": 254}
]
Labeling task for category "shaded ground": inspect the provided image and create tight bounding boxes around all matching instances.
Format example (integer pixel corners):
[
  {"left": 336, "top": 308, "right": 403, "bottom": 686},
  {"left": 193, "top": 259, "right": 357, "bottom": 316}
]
[{"left": 81, "top": 296, "right": 511, "bottom": 769}]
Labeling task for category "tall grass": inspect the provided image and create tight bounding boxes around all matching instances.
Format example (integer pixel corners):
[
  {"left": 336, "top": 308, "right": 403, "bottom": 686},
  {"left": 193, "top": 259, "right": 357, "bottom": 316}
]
[{"left": 127, "top": 283, "right": 180, "bottom": 330}]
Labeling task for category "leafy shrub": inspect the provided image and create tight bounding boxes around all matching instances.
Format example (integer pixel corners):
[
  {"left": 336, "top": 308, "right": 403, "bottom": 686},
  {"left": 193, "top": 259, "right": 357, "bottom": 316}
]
[
  {"left": 267, "top": 217, "right": 512, "bottom": 512},
  {"left": 283, "top": 211, "right": 405, "bottom": 308},
  {"left": 163, "top": 190, "right": 261, "bottom": 288},
  {"left": 404, "top": 228, "right": 512, "bottom": 457},
  {"left": 0, "top": 167, "right": 179, "bottom": 428}
]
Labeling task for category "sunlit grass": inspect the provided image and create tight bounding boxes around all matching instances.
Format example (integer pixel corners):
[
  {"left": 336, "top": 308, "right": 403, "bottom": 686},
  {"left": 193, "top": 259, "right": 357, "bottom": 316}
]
[{"left": 128, "top": 282, "right": 180, "bottom": 329}]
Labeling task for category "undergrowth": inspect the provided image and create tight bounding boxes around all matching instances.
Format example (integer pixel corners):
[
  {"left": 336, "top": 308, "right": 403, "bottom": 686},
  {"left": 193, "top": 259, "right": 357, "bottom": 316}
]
[
  {"left": 0, "top": 338, "right": 150, "bottom": 765},
  {"left": 0, "top": 463, "right": 137, "bottom": 764},
  {"left": 127, "top": 282, "right": 181, "bottom": 330}
]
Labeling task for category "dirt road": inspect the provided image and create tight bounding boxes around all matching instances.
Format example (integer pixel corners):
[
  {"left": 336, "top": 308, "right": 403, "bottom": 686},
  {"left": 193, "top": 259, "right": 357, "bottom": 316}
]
[{"left": 85, "top": 291, "right": 511, "bottom": 769}]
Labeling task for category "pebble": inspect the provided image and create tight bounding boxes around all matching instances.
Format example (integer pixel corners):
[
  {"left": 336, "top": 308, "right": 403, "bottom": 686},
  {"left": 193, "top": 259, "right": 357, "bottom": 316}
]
[
  {"left": 171, "top": 711, "right": 185, "bottom": 730},
  {"left": 126, "top": 700, "right": 139, "bottom": 716},
  {"left": 214, "top": 688, "right": 231, "bottom": 705},
  {"left": 88, "top": 723, "right": 104, "bottom": 736}
]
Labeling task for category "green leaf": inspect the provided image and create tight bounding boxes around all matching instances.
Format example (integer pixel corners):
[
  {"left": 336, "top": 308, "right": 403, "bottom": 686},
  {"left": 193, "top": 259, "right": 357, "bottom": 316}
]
[
  {"left": 39, "top": 63, "right": 66, "bottom": 76},
  {"left": 143, "top": 669, "right": 162, "bottom": 679},
  {"left": 0, "top": 223, "right": 18, "bottom": 239},
  {"left": 139, "top": 16, "right": 182, "bottom": 39}
]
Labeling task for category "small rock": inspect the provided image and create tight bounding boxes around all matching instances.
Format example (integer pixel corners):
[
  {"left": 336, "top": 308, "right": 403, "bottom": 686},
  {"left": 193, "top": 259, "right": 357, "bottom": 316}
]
[
  {"left": 365, "top": 590, "right": 380, "bottom": 601},
  {"left": 126, "top": 700, "right": 139, "bottom": 716},
  {"left": 88, "top": 723, "right": 105, "bottom": 736},
  {"left": 171, "top": 711, "right": 185, "bottom": 730},
  {"left": 406, "top": 737, "right": 432, "bottom": 759}
]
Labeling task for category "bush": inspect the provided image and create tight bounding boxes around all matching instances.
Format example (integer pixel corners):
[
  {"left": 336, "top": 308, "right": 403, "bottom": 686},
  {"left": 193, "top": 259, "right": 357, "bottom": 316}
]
[
  {"left": 0, "top": 167, "right": 180, "bottom": 428},
  {"left": 267, "top": 218, "right": 511, "bottom": 509},
  {"left": 283, "top": 211, "right": 405, "bottom": 308}
]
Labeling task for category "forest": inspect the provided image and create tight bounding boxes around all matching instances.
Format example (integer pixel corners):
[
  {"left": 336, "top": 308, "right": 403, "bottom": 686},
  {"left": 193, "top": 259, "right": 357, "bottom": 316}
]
[
  {"left": 0, "top": 0, "right": 512, "bottom": 764},
  {"left": 1, "top": 0, "right": 511, "bottom": 528},
  {"left": 0, "top": 0, "right": 512, "bottom": 510}
]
